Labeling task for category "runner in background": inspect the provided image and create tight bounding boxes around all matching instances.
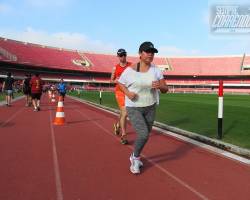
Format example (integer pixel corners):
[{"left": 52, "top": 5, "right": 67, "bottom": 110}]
[
  {"left": 2, "top": 72, "right": 15, "bottom": 106},
  {"left": 22, "top": 74, "right": 32, "bottom": 106},
  {"left": 30, "top": 73, "right": 43, "bottom": 111},
  {"left": 110, "top": 49, "right": 132, "bottom": 144},
  {"left": 57, "top": 79, "right": 67, "bottom": 101}
]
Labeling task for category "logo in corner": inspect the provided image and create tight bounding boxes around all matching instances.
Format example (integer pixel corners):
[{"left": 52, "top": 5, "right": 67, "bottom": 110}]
[{"left": 210, "top": 4, "right": 250, "bottom": 34}]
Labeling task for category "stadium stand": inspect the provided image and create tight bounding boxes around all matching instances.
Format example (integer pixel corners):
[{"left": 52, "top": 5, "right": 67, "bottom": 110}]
[
  {"left": 166, "top": 57, "right": 245, "bottom": 76},
  {"left": 0, "top": 37, "right": 169, "bottom": 73},
  {"left": 0, "top": 38, "right": 85, "bottom": 71},
  {"left": 1, "top": 37, "right": 250, "bottom": 94}
]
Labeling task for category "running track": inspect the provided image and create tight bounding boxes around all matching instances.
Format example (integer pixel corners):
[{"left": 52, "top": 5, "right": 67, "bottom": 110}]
[{"left": 0, "top": 96, "right": 249, "bottom": 200}]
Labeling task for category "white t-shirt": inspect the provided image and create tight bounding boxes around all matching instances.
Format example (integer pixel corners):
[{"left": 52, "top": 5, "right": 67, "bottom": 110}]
[{"left": 118, "top": 64, "right": 163, "bottom": 107}]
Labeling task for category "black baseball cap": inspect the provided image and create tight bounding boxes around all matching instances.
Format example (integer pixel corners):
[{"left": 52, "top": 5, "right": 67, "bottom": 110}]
[
  {"left": 117, "top": 48, "right": 127, "bottom": 56},
  {"left": 139, "top": 41, "right": 158, "bottom": 53}
]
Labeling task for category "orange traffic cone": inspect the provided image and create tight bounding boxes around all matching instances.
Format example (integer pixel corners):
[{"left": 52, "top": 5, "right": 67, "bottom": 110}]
[{"left": 53, "top": 96, "right": 65, "bottom": 125}]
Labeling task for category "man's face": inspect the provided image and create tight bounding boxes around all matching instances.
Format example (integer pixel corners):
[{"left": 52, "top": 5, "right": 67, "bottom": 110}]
[{"left": 118, "top": 53, "right": 127, "bottom": 63}]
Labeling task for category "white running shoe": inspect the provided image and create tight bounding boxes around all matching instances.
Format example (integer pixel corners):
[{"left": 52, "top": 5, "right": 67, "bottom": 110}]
[{"left": 129, "top": 153, "right": 143, "bottom": 174}]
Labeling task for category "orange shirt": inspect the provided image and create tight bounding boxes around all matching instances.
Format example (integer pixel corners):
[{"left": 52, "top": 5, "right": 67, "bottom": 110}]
[{"left": 114, "top": 62, "right": 132, "bottom": 91}]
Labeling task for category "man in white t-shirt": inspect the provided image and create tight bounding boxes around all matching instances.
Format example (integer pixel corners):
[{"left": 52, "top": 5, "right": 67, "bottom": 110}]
[{"left": 118, "top": 41, "right": 168, "bottom": 174}]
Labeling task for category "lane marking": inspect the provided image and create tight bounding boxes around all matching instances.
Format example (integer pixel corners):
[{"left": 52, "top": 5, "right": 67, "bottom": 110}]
[
  {"left": 69, "top": 96, "right": 250, "bottom": 165},
  {"left": 74, "top": 108, "right": 209, "bottom": 200},
  {"left": 49, "top": 110, "right": 64, "bottom": 200},
  {"left": 0, "top": 107, "right": 25, "bottom": 128},
  {"left": 153, "top": 127, "right": 250, "bottom": 166}
]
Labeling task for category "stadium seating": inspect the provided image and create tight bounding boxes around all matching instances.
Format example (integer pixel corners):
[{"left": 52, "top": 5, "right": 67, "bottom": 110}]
[
  {"left": 0, "top": 38, "right": 177, "bottom": 73},
  {"left": 1, "top": 37, "right": 250, "bottom": 94},
  {"left": 1, "top": 37, "right": 249, "bottom": 76},
  {"left": 166, "top": 57, "right": 245, "bottom": 76},
  {"left": 0, "top": 38, "right": 87, "bottom": 71}
]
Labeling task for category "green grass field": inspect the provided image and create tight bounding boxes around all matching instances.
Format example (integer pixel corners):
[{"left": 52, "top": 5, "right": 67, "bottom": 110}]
[
  {"left": 0, "top": 93, "right": 4, "bottom": 102},
  {"left": 0, "top": 92, "right": 23, "bottom": 102},
  {"left": 69, "top": 90, "right": 250, "bottom": 149}
]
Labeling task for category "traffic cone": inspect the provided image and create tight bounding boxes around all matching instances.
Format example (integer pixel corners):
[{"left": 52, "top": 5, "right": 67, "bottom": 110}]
[{"left": 53, "top": 96, "right": 65, "bottom": 125}]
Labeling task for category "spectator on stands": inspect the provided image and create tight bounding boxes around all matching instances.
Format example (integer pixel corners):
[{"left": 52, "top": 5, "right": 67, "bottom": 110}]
[
  {"left": 2, "top": 72, "right": 15, "bottom": 106},
  {"left": 110, "top": 48, "right": 132, "bottom": 145},
  {"left": 57, "top": 78, "right": 67, "bottom": 101},
  {"left": 118, "top": 42, "right": 168, "bottom": 174},
  {"left": 22, "top": 74, "right": 32, "bottom": 107},
  {"left": 30, "top": 73, "right": 43, "bottom": 111}
]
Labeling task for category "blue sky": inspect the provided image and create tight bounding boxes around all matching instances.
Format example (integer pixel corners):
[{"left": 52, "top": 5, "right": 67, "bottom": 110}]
[{"left": 0, "top": 0, "right": 250, "bottom": 56}]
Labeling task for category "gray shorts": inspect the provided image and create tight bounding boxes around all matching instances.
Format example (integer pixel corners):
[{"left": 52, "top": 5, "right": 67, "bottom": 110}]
[{"left": 5, "top": 90, "right": 13, "bottom": 96}]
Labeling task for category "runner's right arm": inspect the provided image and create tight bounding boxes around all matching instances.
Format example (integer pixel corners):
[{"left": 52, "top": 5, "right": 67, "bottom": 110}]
[
  {"left": 110, "top": 67, "right": 116, "bottom": 83},
  {"left": 117, "top": 83, "right": 137, "bottom": 100}
]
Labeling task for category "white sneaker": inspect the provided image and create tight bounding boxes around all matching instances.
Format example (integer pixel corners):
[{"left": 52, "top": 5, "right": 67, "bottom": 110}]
[{"left": 129, "top": 154, "right": 143, "bottom": 174}]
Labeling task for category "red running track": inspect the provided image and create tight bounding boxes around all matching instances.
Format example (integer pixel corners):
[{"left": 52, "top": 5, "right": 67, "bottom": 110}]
[{"left": 0, "top": 96, "right": 249, "bottom": 200}]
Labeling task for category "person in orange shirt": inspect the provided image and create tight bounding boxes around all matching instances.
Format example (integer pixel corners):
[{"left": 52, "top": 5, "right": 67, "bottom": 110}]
[{"left": 110, "top": 49, "right": 132, "bottom": 144}]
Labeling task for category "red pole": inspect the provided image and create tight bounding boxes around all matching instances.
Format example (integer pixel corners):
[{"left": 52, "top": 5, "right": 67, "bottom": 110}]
[
  {"left": 218, "top": 80, "right": 223, "bottom": 139},
  {"left": 218, "top": 80, "right": 223, "bottom": 97}
]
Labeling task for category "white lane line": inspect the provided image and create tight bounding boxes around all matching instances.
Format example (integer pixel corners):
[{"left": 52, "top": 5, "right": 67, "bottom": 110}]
[
  {"left": 145, "top": 157, "right": 209, "bottom": 200},
  {"left": 74, "top": 109, "right": 210, "bottom": 200},
  {"left": 0, "top": 107, "right": 25, "bottom": 128},
  {"left": 153, "top": 127, "right": 250, "bottom": 166},
  {"left": 49, "top": 110, "right": 64, "bottom": 200},
  {"left": 69, "top": 96, "right": 250, "bottom": 166}
]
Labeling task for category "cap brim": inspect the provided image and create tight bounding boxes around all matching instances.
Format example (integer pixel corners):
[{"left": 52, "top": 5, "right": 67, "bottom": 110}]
[
  {"left": 144, "top": 48, "right": 158, "bottom": 53},
  {"left": 117, "top": 53, "right": 127, "bottom": 56},
  {"left": 150, "top": 48, "right": 158, "bottom": 53}
]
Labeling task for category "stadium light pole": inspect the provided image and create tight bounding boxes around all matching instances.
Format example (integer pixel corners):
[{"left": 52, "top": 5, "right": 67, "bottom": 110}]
[{"left": 217, "top": 80, "right": 223, "bottom": 139}]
